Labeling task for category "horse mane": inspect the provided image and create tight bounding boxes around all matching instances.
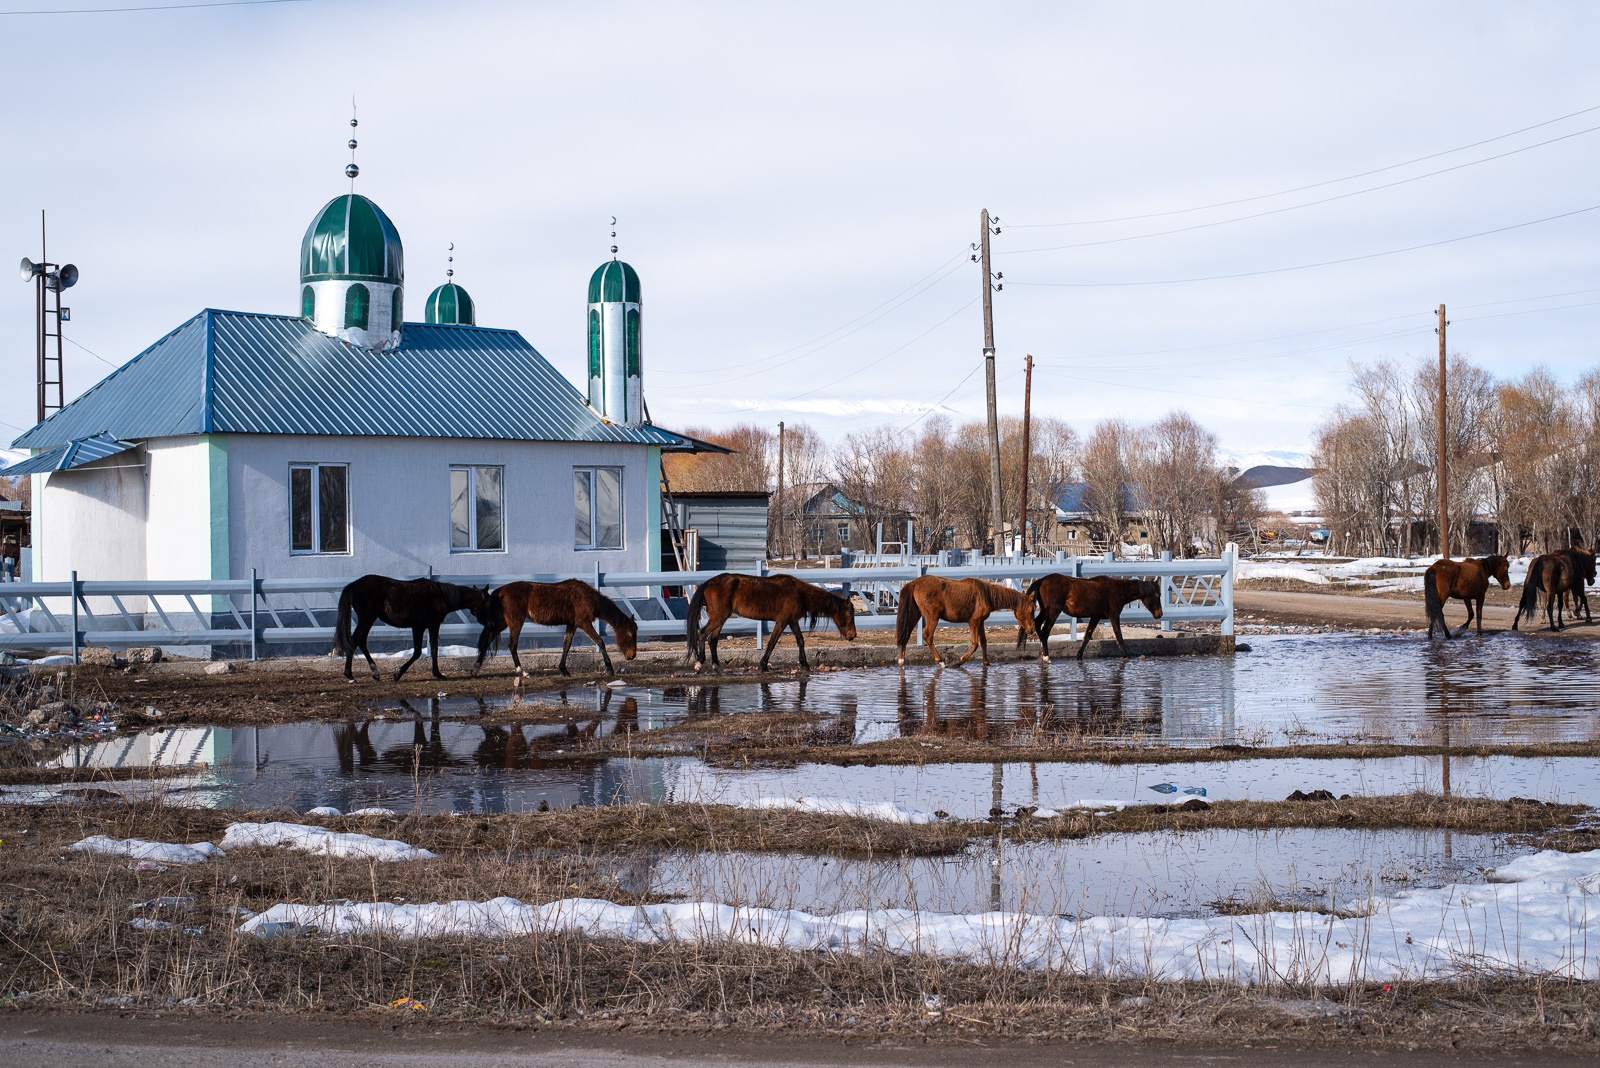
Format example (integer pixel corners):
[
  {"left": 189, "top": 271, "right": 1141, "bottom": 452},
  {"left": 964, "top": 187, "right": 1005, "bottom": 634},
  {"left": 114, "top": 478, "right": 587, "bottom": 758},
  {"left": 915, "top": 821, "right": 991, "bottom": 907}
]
[
  {"left": 796, "top": 579, "right": 847, "bottom": 628},
  {"left": 979, "top": 580, "right": 1029, "bottom": 611},
  {"left": 589, "top": 587, "right": 636, "bottom": 631}
]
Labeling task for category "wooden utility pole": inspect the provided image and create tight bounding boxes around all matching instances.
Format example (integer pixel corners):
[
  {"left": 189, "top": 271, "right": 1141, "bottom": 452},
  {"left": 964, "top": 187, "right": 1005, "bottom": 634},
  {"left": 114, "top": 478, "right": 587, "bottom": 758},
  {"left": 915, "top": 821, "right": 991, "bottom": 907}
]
[
  {"left": 1436, "top": 303, "right": 1449, "bottom": 559},
  {"left": 1018, "top": 353, "right": 1034, "bottom": 555},
  {"left": 775, "top": 420, "right": 786, "bottom": 561},
  {"left": 980, "top": 209, "right": 1005, "bottom": 556}
]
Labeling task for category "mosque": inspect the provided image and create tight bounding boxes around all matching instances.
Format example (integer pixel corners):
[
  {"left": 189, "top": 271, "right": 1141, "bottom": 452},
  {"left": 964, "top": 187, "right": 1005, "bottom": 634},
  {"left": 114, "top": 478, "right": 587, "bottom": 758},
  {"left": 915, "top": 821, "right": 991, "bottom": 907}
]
[{"left": 3, "top": 146, "right": 692, "bottom": 585}]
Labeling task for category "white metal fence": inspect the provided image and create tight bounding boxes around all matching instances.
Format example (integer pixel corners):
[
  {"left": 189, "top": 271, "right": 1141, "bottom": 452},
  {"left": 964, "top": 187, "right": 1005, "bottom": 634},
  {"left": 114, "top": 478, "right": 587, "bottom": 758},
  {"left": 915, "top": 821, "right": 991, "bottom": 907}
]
[{"left": 0, "top": 548, "right": 1234, "bottom": 661}]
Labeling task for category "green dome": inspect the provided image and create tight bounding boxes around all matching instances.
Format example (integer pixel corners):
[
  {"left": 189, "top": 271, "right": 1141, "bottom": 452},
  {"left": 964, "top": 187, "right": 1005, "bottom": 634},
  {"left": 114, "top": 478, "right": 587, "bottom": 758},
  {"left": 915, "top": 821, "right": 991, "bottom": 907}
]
[
  {"left": 587, "top": 259, "right": 640, "bottom": 303},
  {"left": 424, "top": 282, "right": 475, "bottom": 326},
  {"left": 300, "top": 194, "right": 404, "bottom": 285}
]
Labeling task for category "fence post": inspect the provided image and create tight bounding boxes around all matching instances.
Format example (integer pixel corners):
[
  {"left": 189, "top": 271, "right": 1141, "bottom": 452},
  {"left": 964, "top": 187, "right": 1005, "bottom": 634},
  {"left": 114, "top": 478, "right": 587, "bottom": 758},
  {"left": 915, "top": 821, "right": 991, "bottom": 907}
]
[
  {"left": 1222, "top": 542, "right": 1237, "bottom": 638},
  {"left": 70, "top": 570, "right": 80, "bottom": 664},
  {"left": 250, "top": 567, "right": 259, "bottom": 662},
  {"left": 1069, "top": 556, "right": 1081, "bottom": 642},
  {"left": 1159, "top": 550, "right": 1173, "bottom": 633}
]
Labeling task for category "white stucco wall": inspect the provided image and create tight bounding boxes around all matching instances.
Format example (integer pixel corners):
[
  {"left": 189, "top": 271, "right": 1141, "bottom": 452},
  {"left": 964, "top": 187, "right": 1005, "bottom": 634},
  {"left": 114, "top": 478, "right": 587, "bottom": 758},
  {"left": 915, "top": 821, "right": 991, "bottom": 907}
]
[
  {"left": 146, "top": 436, "right": 225, "bottom": 582},
  {"left": 226, "top": 434, "right": 654, "bottom": 580},
  {"left": 38, "top": 449, "right": 149, "bottom": 582}
]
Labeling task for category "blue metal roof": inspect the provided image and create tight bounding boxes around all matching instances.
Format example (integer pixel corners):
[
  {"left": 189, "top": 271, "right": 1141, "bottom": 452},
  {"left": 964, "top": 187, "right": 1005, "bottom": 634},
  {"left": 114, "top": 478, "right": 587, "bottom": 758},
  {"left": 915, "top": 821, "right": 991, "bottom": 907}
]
[
  {"left": 0, "top": 432, "right": 140, "bottom": 476},
  {"left": 13, "top": 310, "right": 688, "bottom": 449}
]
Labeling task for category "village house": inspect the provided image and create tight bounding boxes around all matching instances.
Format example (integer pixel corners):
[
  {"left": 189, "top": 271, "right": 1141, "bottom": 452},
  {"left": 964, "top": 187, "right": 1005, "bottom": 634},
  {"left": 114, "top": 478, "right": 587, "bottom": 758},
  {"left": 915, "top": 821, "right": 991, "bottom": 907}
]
[{"left": 3, "top": 185, "right": 699, "bottom": 584}]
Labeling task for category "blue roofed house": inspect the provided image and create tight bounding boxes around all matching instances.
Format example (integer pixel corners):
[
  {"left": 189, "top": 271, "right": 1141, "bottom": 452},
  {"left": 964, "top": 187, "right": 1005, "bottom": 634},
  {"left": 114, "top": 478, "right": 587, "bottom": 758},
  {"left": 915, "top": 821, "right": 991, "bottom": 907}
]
[{"left": 4, "top": 186, "right": 693, "bottom": 589}]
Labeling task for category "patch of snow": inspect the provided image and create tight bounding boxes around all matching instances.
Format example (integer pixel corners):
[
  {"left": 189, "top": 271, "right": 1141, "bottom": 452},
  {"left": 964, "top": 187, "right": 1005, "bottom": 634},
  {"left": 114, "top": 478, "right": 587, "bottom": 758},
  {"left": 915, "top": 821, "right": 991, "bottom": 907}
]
[
  {"left": 1063, "top": 799, "right": 1129, "bottom": 813},
  {"left": 70, "top": 835, "right": 223, "bottom": 865},
  {"left": 1236, "top": 563, "right": 1331, "bottom": 584},
  {"left": 220, "top": 821, "right": 435, "bottom": 861},
  {"left": 237, "top": 848, "right": 1600, "bottom": 983},
  {"left": 750, "top": 797, "right": 937, "bottom": 825},
  {"left": 347, "top": 806, "right": 397, "bottom": 817},
  {"left": 304, "top": 806, "right": 343, "bottom": 817}
]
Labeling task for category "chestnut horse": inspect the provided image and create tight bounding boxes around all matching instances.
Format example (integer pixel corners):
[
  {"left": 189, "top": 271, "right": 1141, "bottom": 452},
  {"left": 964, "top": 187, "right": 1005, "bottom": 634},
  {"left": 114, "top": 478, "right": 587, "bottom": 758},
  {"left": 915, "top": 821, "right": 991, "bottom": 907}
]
[
  {"left": 893, "top": 575, "right": 1039, "bottom": 667},
  {"left": 333, "top": 575, "right": 497, "bottom": 682},
  {"left": 685, "top": 573, "right": 857, "bottom": 672},
  {"left": 1423, "top": 554, "right": 1510, "bottom": 639},
  {"left": 1554, "top": 546, "right": 1597, "bottom": 623},
  {"left": 1514, "top": 549, "right": 1595, "bottom": 632},
  {"left": 1025, "top": 573, "right": 1163, "bottom": 661},
  {"left": 475, "top": 579, "right": 638, "bottom": 676}
]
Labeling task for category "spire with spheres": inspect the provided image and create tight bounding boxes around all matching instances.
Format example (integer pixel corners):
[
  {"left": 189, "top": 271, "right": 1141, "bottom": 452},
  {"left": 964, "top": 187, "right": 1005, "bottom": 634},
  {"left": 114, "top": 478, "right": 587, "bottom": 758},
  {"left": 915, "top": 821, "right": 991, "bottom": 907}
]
[
  {"left": 424, "top": 243, "right": 475, "bottom": 326},
  {"left": 587, "top": 217, "right": 642, "bottom": 425},
  {"left": 298, "top": 109, "right": 405, "bottom": 350}
]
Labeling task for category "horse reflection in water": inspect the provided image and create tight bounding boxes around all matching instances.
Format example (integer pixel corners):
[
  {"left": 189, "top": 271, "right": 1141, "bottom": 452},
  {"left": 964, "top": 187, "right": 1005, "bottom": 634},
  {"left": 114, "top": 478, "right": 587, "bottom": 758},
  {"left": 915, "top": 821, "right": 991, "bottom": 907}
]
[{"left": 894, "top": 661, "right": 1162, "bottom": 743}]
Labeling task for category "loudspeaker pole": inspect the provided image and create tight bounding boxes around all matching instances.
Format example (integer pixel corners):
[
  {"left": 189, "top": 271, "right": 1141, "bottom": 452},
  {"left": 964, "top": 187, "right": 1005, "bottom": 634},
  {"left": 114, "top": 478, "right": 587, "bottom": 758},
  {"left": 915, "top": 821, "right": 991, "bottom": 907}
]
[
  {"left": 1436, "top": 303, "right": 1449, "bottom": 559},
  {"left": 977, "top": 209, "right": 1005, "bottom": 556}
]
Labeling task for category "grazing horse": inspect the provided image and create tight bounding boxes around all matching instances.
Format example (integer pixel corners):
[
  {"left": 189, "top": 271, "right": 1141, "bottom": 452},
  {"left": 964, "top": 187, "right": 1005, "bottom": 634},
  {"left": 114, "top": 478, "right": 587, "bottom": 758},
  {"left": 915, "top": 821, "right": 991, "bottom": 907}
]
[
  {"left": 686, "top": 573, "right": 857, "bottom": 673},
  {"left": 476, "top": 579, "right": 639, "bottom": 676},
  {"left": 1026, "top": 573, "right": 1164, "bottom": 660},
  {"left": 1515, "top": 550, "right": 1595, "bottom": 631},
  {"left": 1423, "top": 554, "right": 1511, "bottom": 639},
  {"left": 333, "top": 575, "right": 496, "bottom": 682},
  {"left": 893, "top": 575, "right": 1039, "bottom": 667}
]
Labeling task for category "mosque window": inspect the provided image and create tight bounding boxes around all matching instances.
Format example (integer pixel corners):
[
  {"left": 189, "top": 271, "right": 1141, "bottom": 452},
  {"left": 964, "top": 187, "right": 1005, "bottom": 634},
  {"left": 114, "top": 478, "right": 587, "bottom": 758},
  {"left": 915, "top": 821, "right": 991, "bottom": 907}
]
[
  {"left": 574, "top": 467, "right": 624, "bottom": 550},
  {"left": 289, "top": 463, "right": 349, "bottom": 555},
  {"left": 625, "top": 309, "right": 641, "bottom": 376},
  {"left": 587, "top": 310, "right": 601, "bottom": 379},
  {"left": 390, "top": 289, "right": 403, "bottom": 334},
  {"left": 345, "top": 284, "right": 370, "bottom": 330},
  {"left": 301, "top": 285, "right": 315, "bottom": 320},
  {"left": 450, "top": 465, "right": 504, "bottom": 552}
]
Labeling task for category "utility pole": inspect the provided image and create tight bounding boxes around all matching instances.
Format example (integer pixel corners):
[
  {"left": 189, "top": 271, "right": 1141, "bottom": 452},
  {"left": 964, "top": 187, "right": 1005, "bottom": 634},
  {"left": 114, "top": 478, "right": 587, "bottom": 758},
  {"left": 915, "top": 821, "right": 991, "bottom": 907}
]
[
  {"left": 1436, "top": 303, "right": 1449, "bottom": 559},
  {"left": 1018, "top": 353, "right": 1033, "bottom": 555},
  {"left": 775, "top": 420, "right": 786, "bottom": 562},
  {"left": 978, "top": 209, "right": 1005, "bottom": 556}
]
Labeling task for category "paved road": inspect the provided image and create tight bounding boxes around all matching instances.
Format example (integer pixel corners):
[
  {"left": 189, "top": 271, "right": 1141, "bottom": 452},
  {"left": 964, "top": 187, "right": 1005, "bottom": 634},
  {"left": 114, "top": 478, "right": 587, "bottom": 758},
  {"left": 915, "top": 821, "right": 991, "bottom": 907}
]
[{"left": 1, "top": 1013, "right": 1594, "bottom": 1067}]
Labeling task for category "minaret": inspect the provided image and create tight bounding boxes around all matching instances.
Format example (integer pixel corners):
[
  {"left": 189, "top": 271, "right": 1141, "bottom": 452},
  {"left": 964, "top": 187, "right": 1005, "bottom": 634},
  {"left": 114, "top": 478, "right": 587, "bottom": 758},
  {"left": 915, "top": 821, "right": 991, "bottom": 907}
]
[
  {"left": 298, "top": 112, "right": 405, "bottom": 350},
  {"left": 424, "top": 244, "right": 475, "bottom": 325},
  {"left": 587, "top": 225, "right": 642, "bottom": 425}
]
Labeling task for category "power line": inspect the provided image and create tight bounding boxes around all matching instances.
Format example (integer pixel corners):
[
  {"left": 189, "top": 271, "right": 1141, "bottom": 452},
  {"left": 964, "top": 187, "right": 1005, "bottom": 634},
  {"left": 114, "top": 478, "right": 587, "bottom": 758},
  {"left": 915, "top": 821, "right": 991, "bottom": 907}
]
[
  {"left": 1, "top": 0, "right": 310, "bottom": 13},
  {"left": 902, "top": 360, "right": 984, "bottom": 430},
  {"left": 1008, "top": 102, "right": 1600, "bottom": 228},
  {"left": 64, "top": 336, "right": 118, "bottom": 369},
  {"left": 1009, "top": 202, "right": 1600, "bottom": 288},
  {"left": 1002, "top": 123, "right": 1600, "bottom": 256}
]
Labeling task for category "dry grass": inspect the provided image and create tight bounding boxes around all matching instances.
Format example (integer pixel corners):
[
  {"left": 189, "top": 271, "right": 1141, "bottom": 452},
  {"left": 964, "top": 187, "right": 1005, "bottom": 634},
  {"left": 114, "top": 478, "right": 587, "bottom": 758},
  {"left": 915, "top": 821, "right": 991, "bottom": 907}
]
[{"left": 0, "top": 799, "right": 1597, "bottom": 1052}]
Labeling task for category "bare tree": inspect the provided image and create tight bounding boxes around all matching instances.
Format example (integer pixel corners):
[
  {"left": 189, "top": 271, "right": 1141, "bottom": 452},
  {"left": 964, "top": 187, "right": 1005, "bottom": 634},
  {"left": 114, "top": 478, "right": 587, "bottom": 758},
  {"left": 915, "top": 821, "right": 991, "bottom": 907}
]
[
  {"left": 1129, "top": 411, "right": 1220, "bottom": 557},
  {"left": 1080, "top": 420, "right": 1134, "bottom": 549},
  {"left": 663, "top": 423, "right": 772, "bottom": 493},
  {"left": 1411, "top": 353, "right": 1497, "bottom": 554}
]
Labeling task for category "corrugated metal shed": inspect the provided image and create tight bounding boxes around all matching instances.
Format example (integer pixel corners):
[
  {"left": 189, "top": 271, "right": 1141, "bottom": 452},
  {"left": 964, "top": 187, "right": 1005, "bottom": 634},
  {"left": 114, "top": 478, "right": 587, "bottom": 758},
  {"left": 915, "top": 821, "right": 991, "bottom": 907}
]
[
  {"left": 14, "top": 310, "right": 689, "bottom": 450},
  {"left": 665, "top": 491, "right": 770, "bottom": 571}
]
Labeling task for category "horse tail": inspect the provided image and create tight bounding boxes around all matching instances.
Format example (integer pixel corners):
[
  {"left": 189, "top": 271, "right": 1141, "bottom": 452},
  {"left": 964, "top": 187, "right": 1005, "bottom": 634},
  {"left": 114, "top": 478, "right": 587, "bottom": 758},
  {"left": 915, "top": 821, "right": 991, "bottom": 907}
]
[
  {"left": 1423, "top": 566, "right": 1445, "bottom": 630},
  {"left": 685, "top": 584, "right": 708, "bottom": 662},
  {"left": 1514, "top": 562, "right": 1542, "bottom": 630},
  {"left": 332, "top": 583, "right": 356, "bottom": 656},
  {"left": 894, "top": 582, "right": 920, "bottom": 651},
  {"left": 1025, "top": 575, "right": 1046, "bottom": 613}
]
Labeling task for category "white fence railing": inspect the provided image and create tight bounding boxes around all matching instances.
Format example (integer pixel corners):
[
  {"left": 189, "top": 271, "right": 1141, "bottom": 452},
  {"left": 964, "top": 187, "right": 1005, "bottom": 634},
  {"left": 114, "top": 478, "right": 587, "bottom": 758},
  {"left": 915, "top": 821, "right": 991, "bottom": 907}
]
[{"left": 0, "top": 548, "right": 1234, "bottom": 661}]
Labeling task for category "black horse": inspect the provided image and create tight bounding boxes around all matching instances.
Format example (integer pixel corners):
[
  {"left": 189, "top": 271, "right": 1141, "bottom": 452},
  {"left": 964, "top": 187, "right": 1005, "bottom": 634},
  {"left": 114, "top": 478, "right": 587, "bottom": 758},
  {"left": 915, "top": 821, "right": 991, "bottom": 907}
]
[{"left": 333, "top": 575, "right": 497, "bottom": 681}]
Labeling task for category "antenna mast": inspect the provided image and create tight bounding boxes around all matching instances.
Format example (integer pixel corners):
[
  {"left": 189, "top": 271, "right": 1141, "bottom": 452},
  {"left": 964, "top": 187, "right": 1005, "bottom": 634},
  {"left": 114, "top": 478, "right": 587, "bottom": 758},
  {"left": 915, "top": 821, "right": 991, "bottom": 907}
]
[{"left": 22, "top": 210, "right": 77, "bottom": 425}]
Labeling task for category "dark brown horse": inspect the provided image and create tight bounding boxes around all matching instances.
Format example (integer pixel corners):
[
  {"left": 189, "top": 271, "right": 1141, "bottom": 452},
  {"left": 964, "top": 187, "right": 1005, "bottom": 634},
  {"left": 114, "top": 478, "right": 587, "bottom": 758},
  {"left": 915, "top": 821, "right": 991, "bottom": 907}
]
[
  {"left": 333, "top": 575, "right": 497, "bottom": 682},
  {"left": 686, "top": 573, "right": 857, "bottom": 672},
  {"left": 893, "top": 575, "right": 1039, "bottom": 667},
  {"left": 1025, "top": 573, "right": 1163, "bottom": 660},
  {"left": 1515, "top": 550, "right": 1595, "bottom": 631},
  {"left": 476, "top": 579, "right": 639, "bottom": 676},
  {"left": 1423, "top": 554, "right": 1510, "bottom": 639}
]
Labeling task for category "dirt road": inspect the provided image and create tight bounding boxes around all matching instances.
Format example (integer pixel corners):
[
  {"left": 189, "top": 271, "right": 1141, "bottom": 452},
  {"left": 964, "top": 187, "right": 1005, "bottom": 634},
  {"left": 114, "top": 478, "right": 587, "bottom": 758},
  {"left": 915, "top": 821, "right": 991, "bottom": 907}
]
[
  {"left": 1, "top": 1014, "right": 1592, "bottom": 1068},
  {"left": 1235, "top": 588, "right": 1596, "bottom": 635}
]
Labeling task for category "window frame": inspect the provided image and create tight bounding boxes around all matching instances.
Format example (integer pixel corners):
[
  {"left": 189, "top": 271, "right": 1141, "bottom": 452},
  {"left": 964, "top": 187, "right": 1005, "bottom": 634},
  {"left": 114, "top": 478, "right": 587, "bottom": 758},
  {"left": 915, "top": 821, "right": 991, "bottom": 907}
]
[
  {"left": 837, "top": 522, "right": 850, "bottom": 543},
  {"left": 449, "top": 464, "right": 507, "bottom": 554},
  {"left": 573, "top": 465, "right": 625, "bottom": 551},
  {"left": 345, "top": 283, "right": 370, "bottom": 330},
  {"left": 288, "top": 462, "right": 351, "bottom": 556}
]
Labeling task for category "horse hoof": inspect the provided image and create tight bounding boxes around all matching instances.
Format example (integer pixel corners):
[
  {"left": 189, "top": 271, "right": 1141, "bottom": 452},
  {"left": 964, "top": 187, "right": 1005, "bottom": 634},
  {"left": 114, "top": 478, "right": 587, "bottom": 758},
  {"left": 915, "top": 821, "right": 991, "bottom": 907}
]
[
  {"left": 693, "top": 663, "right": 703, "bottom": 674},
  {"left": 896, "top": 657, "right": 905, "bottom": 667},
  {"left": 1042, "top": 656, "right": 1051, "bottom": 665}
]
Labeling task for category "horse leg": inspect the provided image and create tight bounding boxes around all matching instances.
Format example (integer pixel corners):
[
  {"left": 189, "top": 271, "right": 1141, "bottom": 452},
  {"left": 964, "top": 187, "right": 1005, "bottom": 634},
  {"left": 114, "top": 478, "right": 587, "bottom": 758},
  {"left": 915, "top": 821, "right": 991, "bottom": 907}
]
[
  {"left": 579, "top": 620, "right": 616, "bottom": 675},
  {"left": 789, "top": 619, "right": 810, "bottom": 672},
  {"left": 1076, "top": 618, "right": 1101, "bottom": 661},
  {"left": 394, "top": 627, "right": 424, "bottom": 682},
  {"left": 757, "top": 617, "right": 786, "bottom": 672},
  {"left": 1037, "top": 609, "right": 1058, "bottom": 664},
  {"left": 924, "top": 611, "right": 944, "bottom": 666},
  {"left": 954, "top": 618, "right": 982, "bottom": 667},
  {"left": 1109, "top": 611, "right": 1131, "bottom": 658},
  {"left": 352, "top": 616, "right": 382, "bottom": 680},
  {"left": 975, "top": 618, "right": 991, "bottom": 665},
  {"left": 558, "top": 625, "right": 576, "bottom": 676},
  {"left": 428, "top": 624, "right": 445, "bottom": 679}
]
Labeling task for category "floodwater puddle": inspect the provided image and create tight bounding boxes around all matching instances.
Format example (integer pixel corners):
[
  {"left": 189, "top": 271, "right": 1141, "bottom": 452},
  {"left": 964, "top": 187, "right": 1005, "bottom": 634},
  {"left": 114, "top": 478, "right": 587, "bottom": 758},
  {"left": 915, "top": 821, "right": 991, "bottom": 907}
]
[{"left": 620, "top": 827, "right": 1527, "bottom": 919}]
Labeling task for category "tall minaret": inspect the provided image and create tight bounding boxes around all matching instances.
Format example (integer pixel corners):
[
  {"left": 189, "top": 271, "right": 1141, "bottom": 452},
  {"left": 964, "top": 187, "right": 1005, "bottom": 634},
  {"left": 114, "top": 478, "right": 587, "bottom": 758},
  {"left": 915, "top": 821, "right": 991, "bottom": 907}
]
[{"left": 587, "top": 237, "right": 642, "bottom": 425}]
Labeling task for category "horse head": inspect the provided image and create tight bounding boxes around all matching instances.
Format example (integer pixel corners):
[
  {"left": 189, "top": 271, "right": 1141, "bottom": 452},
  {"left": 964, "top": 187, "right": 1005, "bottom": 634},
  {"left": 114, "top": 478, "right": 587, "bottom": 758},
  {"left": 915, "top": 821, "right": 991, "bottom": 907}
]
[
  {"left": 1012, "top": 595, "right": 1039, "bottom": 649},
  {"left": 834, "top": 595, "right": 858, "bottom": 641},
  {"left": 1138, "top": 579, "right": 1164, "bottom": 619},
  {"left": 615, "top": 616, "right": 640, "bottom": 660},
  {"left": 1486, "top": 555, "right": 1512, "bottom": 589}
]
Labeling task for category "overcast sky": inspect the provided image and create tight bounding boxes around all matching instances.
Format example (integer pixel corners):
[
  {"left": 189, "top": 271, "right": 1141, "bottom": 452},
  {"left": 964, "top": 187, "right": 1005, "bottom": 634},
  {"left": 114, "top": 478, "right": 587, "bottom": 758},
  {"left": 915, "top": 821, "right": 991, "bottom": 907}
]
[{"left": 3, "top": 0, "right": 1598, "bottom": 466}]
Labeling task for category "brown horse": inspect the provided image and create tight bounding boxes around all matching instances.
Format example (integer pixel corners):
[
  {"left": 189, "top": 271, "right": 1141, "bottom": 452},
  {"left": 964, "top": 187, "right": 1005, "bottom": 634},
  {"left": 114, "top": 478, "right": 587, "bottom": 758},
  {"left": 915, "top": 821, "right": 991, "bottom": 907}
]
[
  {"left": 1423, "top": 554, "right": 1511, "bottom": 639},
  {"left": 1514, "top": 551, "right": 1594, "bottom": 632},
  {"left": 685, "top": 573, "right": 857, "bottom": 672},
  {"left": 333, "top": 575, "right": 498, "bottom": 682},
  {"left": 475, "top": 579, "right": 639, "bottom": 676},
  {"left": 893, "top": 575, "right": 1038, "bottom": 667},
  {"left": 1025, "top": 573, "right": 1164, "bottom": 660}
]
